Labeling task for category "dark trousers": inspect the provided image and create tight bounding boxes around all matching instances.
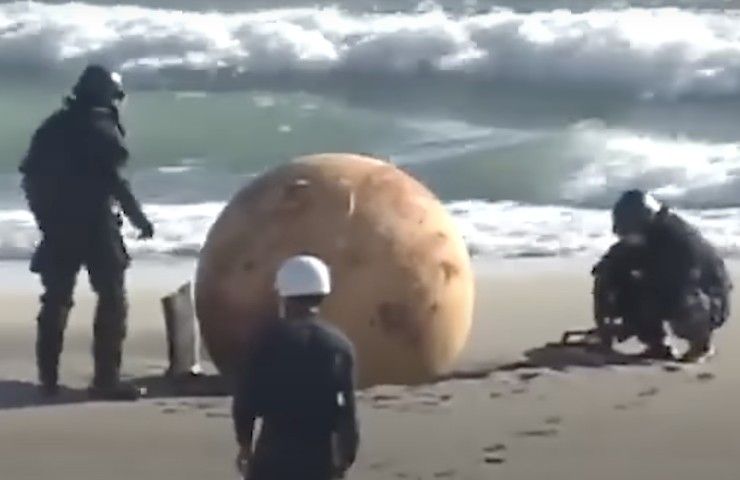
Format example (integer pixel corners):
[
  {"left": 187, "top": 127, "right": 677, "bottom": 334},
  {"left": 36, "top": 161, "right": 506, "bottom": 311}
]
[
  {"left": 249, "top": 458, "right": 334, "bottom": 480},
  {"left": 248, "top": 431, "right": 335, "bottom": 480},
  {"left": 620, "top": 289, "right": 714, "bottom": 346},
  {"left": 36, "top": 257, "right": 128, "bottom": 386}
]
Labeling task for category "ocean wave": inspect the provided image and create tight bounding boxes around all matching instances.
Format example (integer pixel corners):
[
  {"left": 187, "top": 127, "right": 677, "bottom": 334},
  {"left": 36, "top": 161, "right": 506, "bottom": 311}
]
[
  {"left": 3, "top": 200, "right": 740, "bottom": 262},
  {"left": 450, "top": 200, "right": 740, "bottom": 258},
  {"left": 0, "top": 202, "right": 223, "bottom": 260},
  {"left": 559, "top": 121, "right": 740, "bottom": 208},
  {"left": 397, "top": 119, "right": 740, "bottom": 209},
  {"left": 3, "top": 2, "right": 740, "bottom": 98}
]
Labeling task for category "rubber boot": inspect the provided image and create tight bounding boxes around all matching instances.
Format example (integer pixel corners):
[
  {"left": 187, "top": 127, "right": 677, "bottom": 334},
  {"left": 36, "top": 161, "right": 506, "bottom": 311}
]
[
  {"left": 674, "top": 291, "right": 715, "bottom": 364},
  {"left": 89, "top": 368, "right": 141, "bottom": 401},
  {"left": 637, "top": 342, "right": 677, "bottom": 361},
  {"left": 36, "top": 304, "right": 70, "bottom": 397},
  {"left": 89, "top": 341, "right": 141, "bottom": 401},
  {"left": 634, "top": 318, "right": 675, "bottom": 360},
  {"left": 88, "top": 295, "right": 140, "bottom": 401},
  {"left": 681, "top": 335, "right": 716, "bottom": 364}
]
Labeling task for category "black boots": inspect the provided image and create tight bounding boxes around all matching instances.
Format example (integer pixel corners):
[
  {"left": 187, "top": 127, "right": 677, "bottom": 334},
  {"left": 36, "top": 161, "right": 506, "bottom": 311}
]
[
  {"left": 637, "top": 341, "right": 676, "bottom": 360},
  {"left": 88, "top": 294, "right": 141, "bottom": 401},
  {"left": 36, "top": 295, "right": 141, "bottom": 401},
  {"left": 681, "top": 338, "right": 716, "bottom": 363},
  {"left": 88, "top": 344, "right": 141, "bottom": 401},
  {"left": 36, "top": 304, "right": 70, "bottom": 397},
  {"left": 87, "top": 380, "right": 142, "bottom": 401}
]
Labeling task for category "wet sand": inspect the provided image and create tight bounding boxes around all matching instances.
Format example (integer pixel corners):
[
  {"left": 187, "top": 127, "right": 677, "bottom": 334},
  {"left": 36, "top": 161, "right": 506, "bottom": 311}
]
[{"left": 0, "top": 258, "right": 738, "bottom": 479}]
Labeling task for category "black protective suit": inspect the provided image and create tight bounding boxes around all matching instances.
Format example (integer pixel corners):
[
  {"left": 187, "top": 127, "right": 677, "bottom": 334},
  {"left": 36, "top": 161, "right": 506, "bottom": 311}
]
[
  {"left": 593, "top": 207, "right": 731, "bottom": 346},
  {"left": 233, "top": 314, "right": 360, "bottom": 480},
  {"left": 19, "top": 98, "right": 151, "bottom": 390}
]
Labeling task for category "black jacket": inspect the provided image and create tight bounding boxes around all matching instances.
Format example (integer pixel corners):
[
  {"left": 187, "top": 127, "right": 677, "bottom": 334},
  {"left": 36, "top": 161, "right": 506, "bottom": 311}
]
[
  {"left": 233, "top": 314, "right": 359, "bottom": 479},
  {"left": 594, "top": 207, "right": 731, "bottom": 327},
  {"left": 19, "top": 100, "right": 148, "bottom": 270}
]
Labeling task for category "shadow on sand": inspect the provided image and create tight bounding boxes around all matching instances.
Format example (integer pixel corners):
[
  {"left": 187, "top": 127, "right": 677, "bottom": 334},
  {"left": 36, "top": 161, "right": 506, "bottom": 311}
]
[
  {"left": 0, "top": 374, "right": 229, "bottom": 412},
  {"left": 508, "top": 342, "right": 652, "bottom": 371},
  {"left": 0, "top": 380, "right": 88, "bottom": 410},
  {"left": 439, "top": 342, "right": 657, "bottom": 383},
  {"left": 0, "top": 341, "right": 662, "bottom": 410}
]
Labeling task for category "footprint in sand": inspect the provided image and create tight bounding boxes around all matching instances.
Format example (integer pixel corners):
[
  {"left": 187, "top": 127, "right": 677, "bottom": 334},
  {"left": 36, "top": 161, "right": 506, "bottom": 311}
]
[
  {"left": 638, "top": 387, "right": 659, "bottom": 398},
  {"left": 511, "top": 387, "right": 528, "bottom": 395},
  {"left": 484, "top": 455, "right": 506, "bottom": 465},
  {"left": 697, "top": 372, "right": 715, "bottom": 382},
  {"left": 614, "top": 400, "right": 645, "bottom": 411},
  {"left": 372, "top": 394, "right": 402, "bottom": 402},
  {"left": 433, "top": 469, "right": 456, "bottom": 478},
  {"left": 369, "top": 461, "right": 391, "bottom": 471},
  {"left": 161, "top": 407, "right": 179, "bottom": 414},
  {"left": 545, "top": 416, "right": 562, "bottom": 425},
  {"left": 490, "top": 392, "right": 502, "bottom": 399},
  {"left": 518, "top": 372, "right": 542, "bottom": 382},
  {"left": 205, "top": 411, "right": 231, "bottom": 419},
  {"left": 517, "top": 428, "right": 559, "bottom": 438},
  {"left": 371, "top": 393, "right": 402, "bottom": 409},
  {"left": 663, "top": 364, "right": 683, "bottom": 373},
  {"left": 416, "top": 393, "right": 453, "bottom": 407},
  {"left": 483, "top": 444, "right": 507, "bottom": 454}
]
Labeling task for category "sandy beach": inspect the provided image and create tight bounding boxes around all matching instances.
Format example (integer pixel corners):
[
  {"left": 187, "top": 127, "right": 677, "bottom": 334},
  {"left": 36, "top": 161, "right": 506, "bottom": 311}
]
[
  {"left": 0, "top": 257, "right": 738, "bottom": 480},
  {"left": 4, "top": 1, "right": 740, "bottom": 478}
]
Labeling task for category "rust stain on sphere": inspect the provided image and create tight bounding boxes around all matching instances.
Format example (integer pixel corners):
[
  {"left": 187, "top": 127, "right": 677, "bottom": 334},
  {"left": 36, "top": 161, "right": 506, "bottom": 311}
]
[{"left": 194, "top": 153, "right": 474, "bottom": 388}]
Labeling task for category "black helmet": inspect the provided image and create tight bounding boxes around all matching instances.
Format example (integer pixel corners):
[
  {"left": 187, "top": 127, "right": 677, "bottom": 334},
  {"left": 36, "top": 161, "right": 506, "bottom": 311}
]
[
  {"left": 72, "top": 65, "right": 125, "bottom": 106},
  {"left": 612, "top": 189, "right": 661, "bottom": 237}
]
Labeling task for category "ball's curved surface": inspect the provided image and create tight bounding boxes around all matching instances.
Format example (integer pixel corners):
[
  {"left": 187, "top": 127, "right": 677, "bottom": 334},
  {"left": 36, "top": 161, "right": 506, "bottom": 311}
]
[{"left": 194, "top": 153, "right": 474, "bottom": 388}]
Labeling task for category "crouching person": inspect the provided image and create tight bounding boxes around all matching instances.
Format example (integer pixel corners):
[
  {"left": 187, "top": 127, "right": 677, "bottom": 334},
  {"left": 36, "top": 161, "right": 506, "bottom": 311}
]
[{"left": 592, "top": 190, "right": 731, "bottom": 363}]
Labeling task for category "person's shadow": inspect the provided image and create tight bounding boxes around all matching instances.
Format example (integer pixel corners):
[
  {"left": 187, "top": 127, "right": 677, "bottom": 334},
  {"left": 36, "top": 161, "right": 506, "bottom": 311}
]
[
  {"left": 0, "top": 381, "right": 88, "bottom": 410},
  {"left": 0, "top": 374, "right": 229, "bottom": 412},
  {"left": 510, "top": 342, "right": 652, "bottom": 371},
  {"left": 437, "top": 341, "right": 656, "bottom": 383},
  {"left": 133, "top": 373, "right": 229, "bottom": 398}
]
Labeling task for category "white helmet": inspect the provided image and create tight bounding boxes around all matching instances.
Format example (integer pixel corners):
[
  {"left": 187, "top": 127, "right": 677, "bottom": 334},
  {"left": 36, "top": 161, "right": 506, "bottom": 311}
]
[{"left": 275, "top": 255, "right": 331, "bottom": 298}]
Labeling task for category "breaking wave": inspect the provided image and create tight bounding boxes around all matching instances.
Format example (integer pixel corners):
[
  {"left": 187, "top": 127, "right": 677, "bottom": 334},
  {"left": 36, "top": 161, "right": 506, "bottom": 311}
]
[
  {"left": 3, "top": 200, "right": 740, "bottom": 261},
  {"left": 3, "top": 3, "right": 740, "bottom": 98}
]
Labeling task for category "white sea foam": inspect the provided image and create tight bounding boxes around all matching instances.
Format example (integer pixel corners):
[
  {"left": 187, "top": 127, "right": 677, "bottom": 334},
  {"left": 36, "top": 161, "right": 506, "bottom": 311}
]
[
  {"left": 450, "top": 200, "right": 740, "bottom": 258},
  {"left": 561, "top": 122, "right": 740, "bottom": 208},
  {"left": 4, "top": 3, "right": 740, "bottom": 97},
  {"left": 3, "top": 200, "right": 740, "bottom": 261}
]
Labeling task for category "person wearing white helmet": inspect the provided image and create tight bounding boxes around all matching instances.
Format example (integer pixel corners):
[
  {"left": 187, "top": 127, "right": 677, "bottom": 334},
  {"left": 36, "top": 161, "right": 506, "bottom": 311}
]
[
  {"left": 591, "top": 189, "right": 731, "bottom": 363},
  {"left": 19, "top": 64, "right": 153, "bottom": 400},
  {"left": 274, "top": 254, "right": 332, "bottom": 303},
  {"left": 232, "top": 255, "right": 359, "bottom": 480}
]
